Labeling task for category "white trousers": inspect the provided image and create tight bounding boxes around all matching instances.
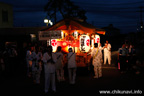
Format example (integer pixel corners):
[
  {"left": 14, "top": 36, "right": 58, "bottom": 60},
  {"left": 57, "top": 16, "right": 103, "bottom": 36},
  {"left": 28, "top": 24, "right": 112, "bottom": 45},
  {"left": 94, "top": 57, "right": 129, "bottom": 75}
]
[
  {"left": 68, "top": 68, "right": 76, "bottom": 84},
  {"left": 56, "top": 68, "right": 65, "bottom": 81},
  {"left": 44, "top": 72, "right": 56, "bottom": 93},
  {"left": 104, "top": 53, "right": 111, "bottom": 65}
]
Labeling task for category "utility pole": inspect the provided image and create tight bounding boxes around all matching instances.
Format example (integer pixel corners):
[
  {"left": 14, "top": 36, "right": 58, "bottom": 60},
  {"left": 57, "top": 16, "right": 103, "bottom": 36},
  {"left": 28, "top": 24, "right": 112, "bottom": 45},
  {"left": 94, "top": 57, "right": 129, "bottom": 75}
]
[{"left": 140, "top": 6, "right": 143, "bottom": 33}]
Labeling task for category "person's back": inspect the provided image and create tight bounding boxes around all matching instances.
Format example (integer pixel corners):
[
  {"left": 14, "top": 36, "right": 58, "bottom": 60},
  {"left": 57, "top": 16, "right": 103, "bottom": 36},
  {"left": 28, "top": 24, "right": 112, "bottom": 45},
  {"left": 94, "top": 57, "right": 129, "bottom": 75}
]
[
  {"left": 67, "top": 48, "right": 76, "bottom": 84},
  {"left": 55, "top": 46, "right": 65, "bottom": 82},
  {"left": 67, "top": 51, "right": 76, "bottom": 68},
  {"left": 91, "top": 48, "right": 102, "bottom": 65},
  {"left": 91, "top": 43, "right": 102, "bottom": 78},
  {"left": 55, "top": 51, "right": 64, "bottom": 69}
]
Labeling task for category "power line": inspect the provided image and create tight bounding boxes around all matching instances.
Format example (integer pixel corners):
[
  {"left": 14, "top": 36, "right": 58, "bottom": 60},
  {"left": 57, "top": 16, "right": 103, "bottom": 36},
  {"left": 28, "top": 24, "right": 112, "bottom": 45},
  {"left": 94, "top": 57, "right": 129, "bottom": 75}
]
[{"left": 73, "top": 1, "right": 144, "bottom": 6}]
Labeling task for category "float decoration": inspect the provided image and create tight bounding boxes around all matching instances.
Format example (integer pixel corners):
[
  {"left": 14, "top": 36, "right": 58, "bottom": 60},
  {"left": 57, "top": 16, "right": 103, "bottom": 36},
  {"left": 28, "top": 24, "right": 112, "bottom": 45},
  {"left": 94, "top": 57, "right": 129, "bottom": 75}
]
[{"left": 39, "top": 17, "right": 105, "bottom": 67}]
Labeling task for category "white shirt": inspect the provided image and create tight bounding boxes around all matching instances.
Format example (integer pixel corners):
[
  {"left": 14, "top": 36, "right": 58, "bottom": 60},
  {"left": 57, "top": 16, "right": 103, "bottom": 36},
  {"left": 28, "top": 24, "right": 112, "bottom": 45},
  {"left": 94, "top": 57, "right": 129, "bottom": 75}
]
[
  {"left": 67, "top": 52, "right": 76, "bottom": 68},
  {"left": 42, "top": 52, "right": 57, "bottom": 73},
  {"left": 104, "top": 43, "right": 111, "bottom": 54},
  {"left": 55, "top": 52, "right": 64, "bottom": 69}
]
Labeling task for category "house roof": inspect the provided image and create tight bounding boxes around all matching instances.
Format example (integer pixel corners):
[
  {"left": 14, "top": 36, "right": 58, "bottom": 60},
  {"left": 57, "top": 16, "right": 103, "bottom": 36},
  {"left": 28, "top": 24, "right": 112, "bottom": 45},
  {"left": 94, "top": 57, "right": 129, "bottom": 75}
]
[
  {"left": 41, "top": 17, "right": 105, "bottom": 35},
  {"left": 0, "top": 27, "right": 47, "bottom": 35}
]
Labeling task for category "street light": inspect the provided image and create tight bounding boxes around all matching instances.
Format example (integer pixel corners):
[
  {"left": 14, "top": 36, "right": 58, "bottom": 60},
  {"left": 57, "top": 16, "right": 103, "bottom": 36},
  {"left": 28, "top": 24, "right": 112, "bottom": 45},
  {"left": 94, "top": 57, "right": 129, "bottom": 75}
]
[{"left": 44, "top": 18, "right": 53, "bottom": 26}]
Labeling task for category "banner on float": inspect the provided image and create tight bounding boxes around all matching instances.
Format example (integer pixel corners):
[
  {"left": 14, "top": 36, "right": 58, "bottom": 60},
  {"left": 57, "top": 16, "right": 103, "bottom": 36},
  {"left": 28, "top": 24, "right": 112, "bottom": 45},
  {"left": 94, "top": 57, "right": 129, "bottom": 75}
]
[{"left": 39, "top": 30, "right": 61, "bottom": 40}]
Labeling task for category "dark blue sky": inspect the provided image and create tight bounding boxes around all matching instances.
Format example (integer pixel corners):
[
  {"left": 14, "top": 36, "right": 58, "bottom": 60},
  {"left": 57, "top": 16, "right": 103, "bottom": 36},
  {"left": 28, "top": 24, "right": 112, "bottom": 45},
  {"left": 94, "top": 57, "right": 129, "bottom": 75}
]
[{"left": 1, "top": 0, "right": 144, "bottom": 34}]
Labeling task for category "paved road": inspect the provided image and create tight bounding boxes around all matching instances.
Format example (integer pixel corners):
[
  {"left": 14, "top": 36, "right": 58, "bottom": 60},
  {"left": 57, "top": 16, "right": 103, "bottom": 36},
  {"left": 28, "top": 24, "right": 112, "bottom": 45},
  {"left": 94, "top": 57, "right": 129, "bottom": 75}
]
[
  {"left": 1, "top": 65, "right": 144, "bottom": 96},
  {"left": 1, "top": 51, "right": 144, "bottom": 96}
]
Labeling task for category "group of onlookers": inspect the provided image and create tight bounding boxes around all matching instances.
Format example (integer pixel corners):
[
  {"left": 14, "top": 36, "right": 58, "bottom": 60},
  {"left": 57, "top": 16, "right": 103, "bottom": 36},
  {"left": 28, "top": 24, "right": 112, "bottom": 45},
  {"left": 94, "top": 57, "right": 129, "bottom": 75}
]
[
  {"left": 0, "top": 45, "right": 18, "bottom": 74},
  {"left": 1, "top": 40, "right": 144, "bottom": 94},
  {"left": 26, "top": 45, "right": 76, "bottom": 94},
  {"left": 118, "top": 43, "right": 136, "bottom": 73}
]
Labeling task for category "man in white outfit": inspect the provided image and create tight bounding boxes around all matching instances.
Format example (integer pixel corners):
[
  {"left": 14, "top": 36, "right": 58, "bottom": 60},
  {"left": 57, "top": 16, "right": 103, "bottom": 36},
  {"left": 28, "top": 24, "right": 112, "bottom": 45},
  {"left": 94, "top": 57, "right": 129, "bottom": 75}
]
[
  {"left": 42, "top": 46, "right": 57, "bottom": 94},
  {"left": 103, "top": 40, "right": 111, "bottom": 65},
  {"left": 55, "top": 46, "right": 65, "bottom": 82},
  {"left": 67, "top": 48, "right": 77, "bottom": 84}
]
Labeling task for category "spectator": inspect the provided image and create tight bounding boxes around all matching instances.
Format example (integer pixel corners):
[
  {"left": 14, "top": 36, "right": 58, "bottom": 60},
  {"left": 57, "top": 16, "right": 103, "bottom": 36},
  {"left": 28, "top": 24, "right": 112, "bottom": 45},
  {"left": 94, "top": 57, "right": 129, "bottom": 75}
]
[
  {"left": 0, "top": 51, "right": 5, "bottom": 73},
  {"left": 67, "top": 48, "right": 77, "bottom": 84},
  {"left": 42, "top": 46, "right": 57, "bottom": 94},
  {"left": 55, "top": 46, "right": 65, "bottom": 82},
  {"left": 91, "top": 43, "right": 103, "bottom": 78},
  {"left": 118, "top": 44, "right": 128, "bottom": 73},
  {"left": 32, "top": 47, "right": 43, "bottom": 84},
  {"left": 26, "top": 47, "right": 32, "bottom": 77},
  {"left": 103, "top": 40, "right": 111, "bottom": 65}
]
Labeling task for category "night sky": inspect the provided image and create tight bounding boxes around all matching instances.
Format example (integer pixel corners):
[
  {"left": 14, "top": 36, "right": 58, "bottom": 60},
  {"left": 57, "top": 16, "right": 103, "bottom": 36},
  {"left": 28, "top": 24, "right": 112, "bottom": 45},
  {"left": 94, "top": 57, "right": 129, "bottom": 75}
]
[{"left": 1, "top": 0, "right": 144, "bottom": 34}]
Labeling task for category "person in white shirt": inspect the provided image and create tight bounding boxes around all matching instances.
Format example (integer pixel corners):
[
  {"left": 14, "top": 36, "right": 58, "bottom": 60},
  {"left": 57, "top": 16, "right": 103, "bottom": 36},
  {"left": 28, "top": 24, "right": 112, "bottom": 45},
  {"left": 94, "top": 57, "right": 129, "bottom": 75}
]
[
  {"left": 103, "top": 40, "right": 111, "bottom": 65},
  {"left": 55, "top": 46, "right": 65, "bottom": 82},
  {"left": 67, "top": 48, "right": 77, "bottom": 84},
  {"left": 42, "top": 46, "right": 57, "bottom": 94}
]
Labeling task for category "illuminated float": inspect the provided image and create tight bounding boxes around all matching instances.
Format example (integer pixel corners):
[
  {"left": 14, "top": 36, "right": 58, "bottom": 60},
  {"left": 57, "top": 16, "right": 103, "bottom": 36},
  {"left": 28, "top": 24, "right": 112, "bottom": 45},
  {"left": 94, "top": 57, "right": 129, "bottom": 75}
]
[{"left": 39, "top": 18, "right": 105, "bottom": 67}]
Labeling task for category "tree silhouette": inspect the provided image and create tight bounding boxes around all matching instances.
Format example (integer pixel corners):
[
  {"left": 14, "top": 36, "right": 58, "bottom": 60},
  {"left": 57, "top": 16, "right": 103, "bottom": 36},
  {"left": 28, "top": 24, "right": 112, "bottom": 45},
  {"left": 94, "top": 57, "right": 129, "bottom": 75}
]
[{"left": 44, "top": 0, "right": 87, "bottom": 24}]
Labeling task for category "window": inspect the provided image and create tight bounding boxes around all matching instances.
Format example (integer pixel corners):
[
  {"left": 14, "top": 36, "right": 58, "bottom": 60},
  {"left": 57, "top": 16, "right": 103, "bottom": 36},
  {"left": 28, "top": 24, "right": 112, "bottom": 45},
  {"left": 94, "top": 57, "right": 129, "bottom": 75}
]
[{"left": 2, "top": 10, "right": 8, "bottom": 22}]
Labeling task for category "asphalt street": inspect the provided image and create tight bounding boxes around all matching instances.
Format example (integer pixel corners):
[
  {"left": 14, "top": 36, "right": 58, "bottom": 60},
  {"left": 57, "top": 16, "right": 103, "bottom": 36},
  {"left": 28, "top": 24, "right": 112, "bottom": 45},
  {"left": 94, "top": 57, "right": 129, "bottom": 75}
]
[{"left": 0, "top": 51, "right": 144, "bottom": 96}]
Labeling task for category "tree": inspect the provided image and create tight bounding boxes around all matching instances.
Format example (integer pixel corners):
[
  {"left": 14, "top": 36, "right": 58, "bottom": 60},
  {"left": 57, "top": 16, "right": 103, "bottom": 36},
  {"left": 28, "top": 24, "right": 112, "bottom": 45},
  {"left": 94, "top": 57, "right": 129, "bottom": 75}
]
[{"left": 44, "top": 0, "right": 87, "bottom": 24}]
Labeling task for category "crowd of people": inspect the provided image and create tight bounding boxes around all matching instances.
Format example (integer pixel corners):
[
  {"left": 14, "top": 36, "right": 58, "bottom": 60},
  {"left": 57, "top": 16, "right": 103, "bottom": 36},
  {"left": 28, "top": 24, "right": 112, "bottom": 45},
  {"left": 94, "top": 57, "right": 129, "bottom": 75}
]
[
  {"left": 117, "top": 43, "right": 137, "bottom": 73},
  {"left": 0, "top": 45, "right": 18, "bottom": 75},
  {"left": 24, "top": 40, "right": 112, "bottom": 94},
  {"left": 25, "top": 44, "right": 77, "bottom": 94},
  {"left": 1, "top": 40, "right": 143, "bottom": 94}
]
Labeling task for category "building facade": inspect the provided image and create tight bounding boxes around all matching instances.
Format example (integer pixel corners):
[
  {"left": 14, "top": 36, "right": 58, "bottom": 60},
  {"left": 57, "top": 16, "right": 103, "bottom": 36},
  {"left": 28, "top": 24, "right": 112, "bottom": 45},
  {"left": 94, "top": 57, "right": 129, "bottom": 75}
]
[{"left": 0, "top": 2, "right": 13, "bottom": 28}]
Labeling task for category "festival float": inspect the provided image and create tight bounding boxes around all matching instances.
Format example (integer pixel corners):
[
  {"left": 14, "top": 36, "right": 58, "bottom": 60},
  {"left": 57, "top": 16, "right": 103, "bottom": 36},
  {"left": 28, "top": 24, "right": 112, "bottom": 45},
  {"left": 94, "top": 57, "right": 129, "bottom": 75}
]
[{"left": 39, "top": 18, "right": 105, "bottom": 67}]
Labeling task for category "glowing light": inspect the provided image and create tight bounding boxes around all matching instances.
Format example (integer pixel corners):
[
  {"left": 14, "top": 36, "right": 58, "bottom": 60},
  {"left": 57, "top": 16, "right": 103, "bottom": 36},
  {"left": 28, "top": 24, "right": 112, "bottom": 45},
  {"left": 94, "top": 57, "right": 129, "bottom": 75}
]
[
  {"left": 79, "top": 35, "right": 90, "bottom": 52},
  {"left": 49, "top": 20, "right": 53, "bottom": 25},
  {"left": 62, "top": 42, "right": 67, "bottom": 46},
  {"left": 44, "top": 18, "right": 53, "bottom": 26},
  {"left": 44, "top": 19, "right": 48, "bottom": 23},
  {"left": 91, "top": 39, "right": 94, "bottom": 49},
  {"left": 51, "top": 39, "right": 57, "bottom": 52},
  {"left": 74, "top": 31, "right": 78, "bottom": 39},
  {"left": 30, "top": 34, "right": 36, "bottom": 38},
  {"left": 51, "top": 39, "right": 57, "bottom": 46},
  {"left": 95, "top": 35, "right": 100, "bottom": 43}
]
